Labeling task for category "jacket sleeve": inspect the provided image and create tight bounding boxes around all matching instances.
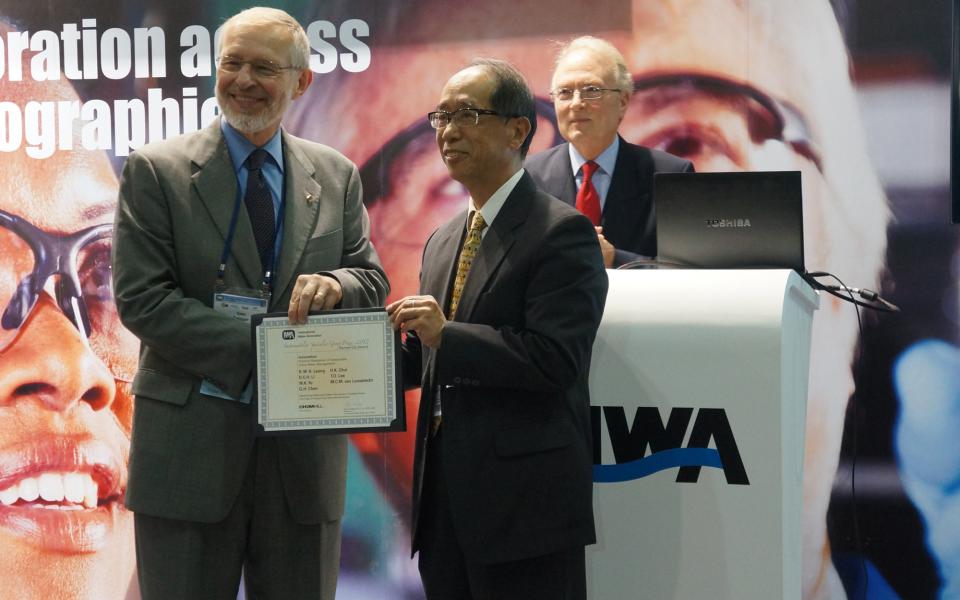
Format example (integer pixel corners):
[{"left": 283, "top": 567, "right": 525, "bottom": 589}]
[
  {"left": 112, "top": 150, "right": 254, "bottom": 397},
  {"left": 322, "top": 164, "right": 389, "bottom": 309}
]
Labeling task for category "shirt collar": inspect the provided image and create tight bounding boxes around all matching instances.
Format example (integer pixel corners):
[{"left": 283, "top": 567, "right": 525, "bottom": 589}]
[
  {"left": 220, "top": 117, "right": 285, "bottom": 174},
  {"left": 468, "top": 168, "right": 525, "bottom": 229},
  {"left": 568, "top": 136, "right": 619, "bottom": 178}
]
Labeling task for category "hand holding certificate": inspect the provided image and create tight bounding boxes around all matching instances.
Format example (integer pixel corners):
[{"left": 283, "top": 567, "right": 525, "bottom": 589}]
[{"left": 252, "top": 308, "right": 404, "bottom": 435}]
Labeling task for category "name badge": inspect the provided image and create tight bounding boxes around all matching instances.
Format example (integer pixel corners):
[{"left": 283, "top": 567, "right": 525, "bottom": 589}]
[
  {"left": 201, "top": 287, "right": 269, "bottom": 403},
  {"left": 213, "top": 288, "right": 270, "bottom": 323}
]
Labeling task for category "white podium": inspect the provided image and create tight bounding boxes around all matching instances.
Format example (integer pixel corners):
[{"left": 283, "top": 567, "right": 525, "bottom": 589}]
[{"left": 586, "top": 269, "right": 819, "bottom": 600}]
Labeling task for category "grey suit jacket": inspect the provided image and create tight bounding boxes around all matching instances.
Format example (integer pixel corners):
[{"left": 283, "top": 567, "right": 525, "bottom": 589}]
[
  {"left": 405, "top": 172, "right": 608, "bottom": 564},
  {"left": 113, "top": 119, "right": 388, "bottom": 524},
  {"left": 526, "top": 137, "right": 694, "bottom": 266}
]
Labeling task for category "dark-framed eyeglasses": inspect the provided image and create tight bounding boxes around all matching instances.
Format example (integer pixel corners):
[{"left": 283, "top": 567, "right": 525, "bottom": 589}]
[
  {"left": 550, "top": 86, "right": 621, "bottom": 102},
  {"left": 0, "top": 209, "right": 133, "bottom": 382},
  {"left": 626, "top": 73, "right": 823, "bottom": 172},
  {"left": 427, "top": 108, "right": 505, "bottom": 130},
  {"left": 216, "top": 55, "right": 302, "bottom": 79}
]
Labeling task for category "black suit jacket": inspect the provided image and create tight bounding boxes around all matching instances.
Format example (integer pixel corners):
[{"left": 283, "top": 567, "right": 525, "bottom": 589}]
[
  {"left": 526, "top": 137, "right": 693, "bottom": 266},
  {"left": 403, "top": 172, "right": 608, "bottom": 564}
]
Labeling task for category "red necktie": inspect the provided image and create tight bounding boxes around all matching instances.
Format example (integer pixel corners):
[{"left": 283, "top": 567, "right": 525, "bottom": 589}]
[{"left": 576, "top": 160, "right": 601, "bottom": 226}]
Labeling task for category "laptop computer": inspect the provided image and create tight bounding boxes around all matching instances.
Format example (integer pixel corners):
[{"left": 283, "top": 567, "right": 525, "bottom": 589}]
[{"left": 653, "top": 171, "right": 805, "bottom": 271}]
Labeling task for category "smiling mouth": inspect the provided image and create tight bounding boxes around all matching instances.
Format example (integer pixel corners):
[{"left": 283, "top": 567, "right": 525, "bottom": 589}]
[
  {"left": 0, "top": 439, "right": 126, "bottom": 553},
  {"left": 1, "top": 471, "right": 103, "bottom": 509},
  {"left": 231, "top": 94, "right": 265, "bottom": 110}
]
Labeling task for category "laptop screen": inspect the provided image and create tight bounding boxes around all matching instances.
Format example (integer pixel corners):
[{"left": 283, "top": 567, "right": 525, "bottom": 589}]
[{"left": 653, "top": 171, "right": 804, "bottom": 271}]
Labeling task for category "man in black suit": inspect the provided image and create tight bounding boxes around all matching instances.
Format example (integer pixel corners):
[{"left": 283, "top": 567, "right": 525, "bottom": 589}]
[
  {"left": 526, "top": 36, "right": 693, "bottom": 268},
  {"left": 387, "top": 58, "right": 608, "bottom": 599}
]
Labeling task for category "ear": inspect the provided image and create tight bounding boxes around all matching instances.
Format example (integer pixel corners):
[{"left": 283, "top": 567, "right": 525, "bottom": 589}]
[
  {"left": 509, "top": 116, "right": 532, "bottom": 151},
  {"left": 292, "top": 68, "right": 313, "bottom": 99},
  {"left": 617, "top": 89, "right": 631, "bottom": 120}
]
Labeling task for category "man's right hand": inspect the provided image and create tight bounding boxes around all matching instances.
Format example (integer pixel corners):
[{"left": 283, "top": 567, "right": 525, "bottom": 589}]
[
  {"left": 596, "top": 226, "right": 615, "bottom": 268},
  {"left": 386, "top": 295, "right": 446, "bottom": 349}
]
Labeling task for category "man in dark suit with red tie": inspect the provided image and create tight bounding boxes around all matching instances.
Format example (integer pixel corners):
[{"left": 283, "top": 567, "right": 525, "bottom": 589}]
[
  {"left": 387, "top": 58, "right": 607, "bottom": 599},
  {"left": 526, "top": 36, "right": 693, "bottom": 268}
]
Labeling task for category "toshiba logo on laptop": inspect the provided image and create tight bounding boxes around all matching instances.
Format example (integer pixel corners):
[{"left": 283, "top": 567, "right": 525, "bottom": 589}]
[{"left": 705, "top": 218, "right": 752, "bottom": 228}]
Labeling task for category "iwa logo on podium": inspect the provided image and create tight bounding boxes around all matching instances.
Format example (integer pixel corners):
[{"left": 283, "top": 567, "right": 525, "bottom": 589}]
[{"left": 591, "top": 407, "right": 749, "bottom": 485}]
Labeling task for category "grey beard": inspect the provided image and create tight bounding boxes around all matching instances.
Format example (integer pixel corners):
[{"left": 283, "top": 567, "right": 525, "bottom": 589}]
[{"left": 215, "top": 88, "right": 293, "bottom": 137}]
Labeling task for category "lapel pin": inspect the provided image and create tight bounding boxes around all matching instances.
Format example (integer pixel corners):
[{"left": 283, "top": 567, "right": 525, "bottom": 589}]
[{"left": 305, "top": 192, "right": 316, "bottom": 204}]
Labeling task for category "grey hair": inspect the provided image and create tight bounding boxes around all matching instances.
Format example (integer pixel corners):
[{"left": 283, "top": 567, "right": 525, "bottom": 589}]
[
  {"left": 553, "top": 36, "right": 632, "bottom": 93},
  {"left": 220, "top": 7, "right": 310, "bottom": 69}
]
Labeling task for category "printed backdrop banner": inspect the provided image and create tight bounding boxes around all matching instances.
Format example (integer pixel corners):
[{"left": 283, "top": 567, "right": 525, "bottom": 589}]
[{"left": 0, "top": 1, "right": 952, "bottom": 599}]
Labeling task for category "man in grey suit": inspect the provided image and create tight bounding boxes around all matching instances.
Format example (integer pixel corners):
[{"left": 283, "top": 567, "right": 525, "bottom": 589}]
[
  {"left": 112, "top": 7, "right": 387, "bottom": 599},
  {"left": 388, "top": 59, "right": 607, "bottom": 599},
  {"left": 526, "top": 36, "right": 693, "bottom": 268}
]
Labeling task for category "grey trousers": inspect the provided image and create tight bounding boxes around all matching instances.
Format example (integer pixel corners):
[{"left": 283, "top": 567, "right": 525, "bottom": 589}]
[{"left": 134, "top": 437, "right": 342, "bottom": 600}]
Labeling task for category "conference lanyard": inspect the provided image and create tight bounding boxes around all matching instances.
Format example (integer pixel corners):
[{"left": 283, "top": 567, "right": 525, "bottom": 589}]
[{"left": 216, "top": 182, "right": 286, "bottom": 297}]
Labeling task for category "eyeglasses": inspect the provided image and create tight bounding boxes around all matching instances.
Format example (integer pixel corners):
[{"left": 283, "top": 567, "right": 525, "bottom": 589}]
[
  {"left": 427, "top": 108, "right": 504, "bottom": 130},
  {"left": 550, "top": 86, "right": 621, "bottom": 102},
  {"left": 0, "top": 210, "right": 133, "bottom": 382},
  {"left": 360, "top": 73, "right": 822, "bottom": 245},
  {"left": 216, "top": 55, "right": 302, "bottom": 79},
  {"left": 624, "top": 73, "right": 822, "bottom": 172}
]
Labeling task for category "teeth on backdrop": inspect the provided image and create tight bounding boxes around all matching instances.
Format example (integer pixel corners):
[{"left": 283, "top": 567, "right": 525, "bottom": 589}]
[
  {"left": 0, "top": 473, "right": 100, "bottom": 508},
  {"left": 39, "top": 473, "right": 65, "bottom": 502},
  {"left": 84, "top": 478, "right": 98, "bottom": 509},
  {"left": 18, "top": 478, "right": 39, "bottom": 502},
  {"left": 64, "top": 473, "right": 85, "bottom": 503},
  {"left": 0, "top": 486, "right": 17, "bottom": 506}
]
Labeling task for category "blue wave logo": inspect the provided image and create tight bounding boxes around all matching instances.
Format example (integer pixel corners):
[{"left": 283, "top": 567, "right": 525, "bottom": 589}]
[{"left": 593, "top": 448, "right": 723, "bottom": 483}]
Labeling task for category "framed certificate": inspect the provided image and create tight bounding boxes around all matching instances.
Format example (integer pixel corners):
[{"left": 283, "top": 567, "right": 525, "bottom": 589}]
[{"left": 251, "top": 308, "right": 405, "bottom": 435}]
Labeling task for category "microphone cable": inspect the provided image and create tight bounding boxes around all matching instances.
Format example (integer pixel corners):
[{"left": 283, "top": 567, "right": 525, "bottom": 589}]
[
  {"left": 802, "top": 270, "right": 891, "bottom": 600},
  {"left": 802, "top": 271, "right": 899, "bottom": 313}
]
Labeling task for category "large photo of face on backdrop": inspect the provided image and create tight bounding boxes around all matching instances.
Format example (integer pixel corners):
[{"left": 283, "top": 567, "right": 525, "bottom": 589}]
[
  {"left": 0, "top": 1, "right": 955, "bottom": 598},
  {"left": 0, "top": 19, "right": 139, "bottom": 599}
]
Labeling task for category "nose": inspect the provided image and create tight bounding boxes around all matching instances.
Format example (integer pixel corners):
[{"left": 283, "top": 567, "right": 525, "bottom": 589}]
[
  {"left": 438, "top": 120, "right": 462, "bottom": 143},
  {"left": 0, "top": 293, "right": 116, "bottom": 413},
  {"left": 569, "top": 91, "right": 588, "bottom": 109},
  {"left": 233, "top": 63, "right": 258, "bottom": 87}
]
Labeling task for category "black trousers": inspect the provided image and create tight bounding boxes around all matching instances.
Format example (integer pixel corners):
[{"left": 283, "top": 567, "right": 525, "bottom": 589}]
[{"left": 417, "top": 430, "right": 587, "bottom": 600}]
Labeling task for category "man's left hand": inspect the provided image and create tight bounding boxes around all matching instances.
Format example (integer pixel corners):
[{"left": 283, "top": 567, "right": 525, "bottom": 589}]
[
  {"left": 386, "top": 295, "right": 446, "bottom": 348},
  {"left": 288, "top": 274, "right": 343, "bottom": 324}
]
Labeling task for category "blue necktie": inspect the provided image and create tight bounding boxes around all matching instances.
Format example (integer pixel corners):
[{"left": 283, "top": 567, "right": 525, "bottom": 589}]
[{"left": 244, "top": 148, "right": 275, "bottom": 271}]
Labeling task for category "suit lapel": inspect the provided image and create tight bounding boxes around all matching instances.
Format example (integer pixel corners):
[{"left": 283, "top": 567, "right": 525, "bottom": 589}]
[
  {"left": 453, "top": 174, "right": 531, "bottom": 322},
  {"left": 547, "top": 143, "right": 578, "bottom": 207},
  {"left": 272, "top": 133, "right": 323, "bottom": 302},
  {"left": 423, "top": 214, "right": 466, "bottom": 315},
  {"left": 601, "top": 138, "right": 653, "bottom": 246},
  {"left": 191, "top": 120, "right": 261, "bottom": 288}
]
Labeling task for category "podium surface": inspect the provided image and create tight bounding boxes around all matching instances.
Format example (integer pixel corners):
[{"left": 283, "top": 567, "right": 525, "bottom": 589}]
[{"left": 587, "top": 269, "right": 818, "bottom": 600}]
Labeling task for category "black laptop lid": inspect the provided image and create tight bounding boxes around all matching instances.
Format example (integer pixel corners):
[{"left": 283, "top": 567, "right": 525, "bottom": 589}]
[{"left": 654, "top": 171, "right": 804, "bottom": 271}]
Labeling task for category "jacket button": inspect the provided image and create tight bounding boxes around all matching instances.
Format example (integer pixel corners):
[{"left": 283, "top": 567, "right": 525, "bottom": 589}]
[
  {"left": 472, "top": 379, "right": 480, "bottom": 386},
  {"left": 453, "top": 376, "right": 461, "bottom": 384}
]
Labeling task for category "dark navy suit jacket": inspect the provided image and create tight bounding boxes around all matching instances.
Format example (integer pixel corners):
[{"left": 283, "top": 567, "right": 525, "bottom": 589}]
[
  {"left": 403, "top": 172, "right": 608, "bottom": 564},
  {"left": 526, "top": 137, "right": 693, "bottom": 266}
]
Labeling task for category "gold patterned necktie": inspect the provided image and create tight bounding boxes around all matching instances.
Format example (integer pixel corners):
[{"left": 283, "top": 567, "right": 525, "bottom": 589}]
[{"left": 448, "top": 210, "right": 487, "bottom": 319}]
